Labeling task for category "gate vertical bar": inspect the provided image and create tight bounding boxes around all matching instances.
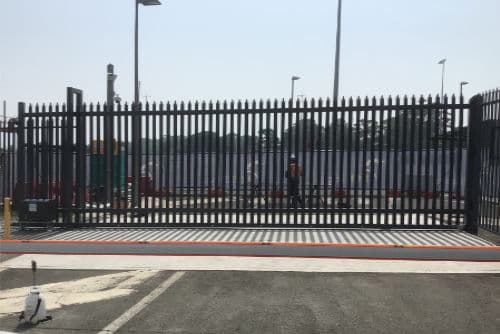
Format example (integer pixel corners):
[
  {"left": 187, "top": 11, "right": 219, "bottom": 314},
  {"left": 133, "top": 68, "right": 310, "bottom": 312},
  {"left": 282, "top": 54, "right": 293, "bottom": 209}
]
[
  {"left": 362, "top": 99, "right": 368, "bottom": 221},
  {"left": 416, "top": 96, "right": 424, "bottom": 225},
  {"left": 272, "top": 99, "right": 278, "bottom": 224},
  {"left": 40, "top": 118, "right": 48, "bottom": 198},
  {"left": 354, "top": 98, "right": 361, "bottom": 225},
  {"left": 464, "top": 94, "right": 483, "bottom": 234},
  {"left": 432, "top": 96, "right": 440, "bottom": 225},
  {"left": 456, "top": 96, "right": 464, "bottom": 225}
]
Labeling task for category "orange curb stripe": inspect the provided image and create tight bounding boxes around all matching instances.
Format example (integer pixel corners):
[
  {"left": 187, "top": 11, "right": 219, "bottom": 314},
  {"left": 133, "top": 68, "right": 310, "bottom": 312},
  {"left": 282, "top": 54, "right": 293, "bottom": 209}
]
[
  {"left": 0, "top": 250, "right": 499, "bottom": 262},
  {"left": 1, "top": 239, "right": 499, "bottom": 250}
]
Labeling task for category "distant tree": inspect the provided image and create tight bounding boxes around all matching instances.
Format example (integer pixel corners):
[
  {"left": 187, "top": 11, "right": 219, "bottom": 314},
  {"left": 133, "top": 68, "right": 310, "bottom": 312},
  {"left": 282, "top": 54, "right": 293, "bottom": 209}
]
[
  {"left": 258, "top": 128, "right": 280, "bottom": 151},
  {"left": 283, "top": 118, "right": 324, "bottom": 151}
]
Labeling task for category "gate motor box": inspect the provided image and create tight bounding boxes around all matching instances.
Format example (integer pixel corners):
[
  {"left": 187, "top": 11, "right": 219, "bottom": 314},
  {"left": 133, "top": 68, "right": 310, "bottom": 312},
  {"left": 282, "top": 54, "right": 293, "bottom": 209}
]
[{"left": 20, "top": 199, "right": 57, "bottom": 222}]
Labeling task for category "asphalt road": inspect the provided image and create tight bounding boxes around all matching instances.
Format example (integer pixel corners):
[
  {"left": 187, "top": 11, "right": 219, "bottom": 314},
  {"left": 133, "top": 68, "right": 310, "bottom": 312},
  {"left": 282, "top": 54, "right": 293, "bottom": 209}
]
[{"left": 1, "top": 267, "right": 499, "bottom": 334}]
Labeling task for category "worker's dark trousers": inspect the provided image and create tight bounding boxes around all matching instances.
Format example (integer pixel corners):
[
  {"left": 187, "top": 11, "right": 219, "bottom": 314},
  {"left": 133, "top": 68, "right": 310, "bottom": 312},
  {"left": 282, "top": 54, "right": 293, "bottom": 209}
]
[{"left": 287, "top": 179, "right": 300, "bottom": 208}]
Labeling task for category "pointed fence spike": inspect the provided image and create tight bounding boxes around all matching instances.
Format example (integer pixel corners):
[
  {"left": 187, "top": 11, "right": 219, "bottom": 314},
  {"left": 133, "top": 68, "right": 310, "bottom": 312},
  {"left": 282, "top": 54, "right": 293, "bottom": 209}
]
[{"left": 303, "top": 98, "right": 308, "bottom": 108}]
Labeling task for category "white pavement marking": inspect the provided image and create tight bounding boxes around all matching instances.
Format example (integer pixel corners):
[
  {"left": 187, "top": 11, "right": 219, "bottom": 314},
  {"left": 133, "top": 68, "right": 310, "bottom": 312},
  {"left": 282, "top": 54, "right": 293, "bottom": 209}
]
[
  {"left": 0, "top": 270, "right": 159, "bottom": 317},
  {"left": 1, "top": 254, "right": 499, "bottom": 274},
  {"left": 97, "top": 271, "right": 185, "bottom": 334}
]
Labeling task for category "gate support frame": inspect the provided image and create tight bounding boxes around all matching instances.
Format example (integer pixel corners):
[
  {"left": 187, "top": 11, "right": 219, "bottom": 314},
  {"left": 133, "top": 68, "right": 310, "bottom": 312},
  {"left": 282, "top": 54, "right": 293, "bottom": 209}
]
[
  {"left": 16, "top": 102, "right": 26, "bottom": 210},
  {"left": 464, "top": 94, "right": 482, "bottom": 234},
  {"left": 62, "top": 87, "right": 83, "bottom": 225}
]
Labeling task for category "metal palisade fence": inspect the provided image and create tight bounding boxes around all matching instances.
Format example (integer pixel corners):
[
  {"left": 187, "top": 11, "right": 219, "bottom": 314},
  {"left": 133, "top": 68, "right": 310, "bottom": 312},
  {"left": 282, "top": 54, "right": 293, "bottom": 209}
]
[{"left": 14, "top": 89, "right": 489, "bottom": 230}]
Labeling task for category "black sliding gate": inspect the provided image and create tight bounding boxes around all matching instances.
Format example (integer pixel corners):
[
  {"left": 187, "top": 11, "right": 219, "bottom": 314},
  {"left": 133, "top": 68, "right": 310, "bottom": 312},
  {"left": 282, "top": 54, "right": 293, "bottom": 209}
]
[{"left": 16, "top": 88, "right": 493, "bottom": 229}]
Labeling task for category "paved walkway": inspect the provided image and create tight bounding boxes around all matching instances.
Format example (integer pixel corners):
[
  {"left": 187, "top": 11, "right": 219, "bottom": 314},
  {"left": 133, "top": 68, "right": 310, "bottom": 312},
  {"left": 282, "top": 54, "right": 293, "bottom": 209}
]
[{"left": 1, "top": 226, "right": 494, "bottom": 246}]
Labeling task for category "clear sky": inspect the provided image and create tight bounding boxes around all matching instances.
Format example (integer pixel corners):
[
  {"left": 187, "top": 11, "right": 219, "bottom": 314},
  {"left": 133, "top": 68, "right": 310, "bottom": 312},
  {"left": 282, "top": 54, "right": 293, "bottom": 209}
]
[{"left": 1, "top": 0, "right": 499, "bottom": 116}]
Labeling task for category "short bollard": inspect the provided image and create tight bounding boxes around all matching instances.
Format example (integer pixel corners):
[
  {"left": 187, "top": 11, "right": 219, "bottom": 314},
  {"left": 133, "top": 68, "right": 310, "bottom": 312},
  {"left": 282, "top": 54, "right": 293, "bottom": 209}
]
[{"left": 4, "top": 197, "right": 11, "bottom": 239}]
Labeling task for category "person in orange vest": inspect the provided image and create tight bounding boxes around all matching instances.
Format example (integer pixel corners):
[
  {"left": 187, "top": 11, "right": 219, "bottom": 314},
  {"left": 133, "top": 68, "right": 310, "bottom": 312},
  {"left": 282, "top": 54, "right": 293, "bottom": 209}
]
[{"left": 285, "top": 154, "right": 303, "bottom": 207}]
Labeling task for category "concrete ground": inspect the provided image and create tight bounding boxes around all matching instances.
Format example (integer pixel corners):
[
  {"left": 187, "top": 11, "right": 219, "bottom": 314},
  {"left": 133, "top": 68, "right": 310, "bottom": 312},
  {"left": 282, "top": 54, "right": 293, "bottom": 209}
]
[{"left": 1, "top": 254, "right": 500, "bottom": 334}]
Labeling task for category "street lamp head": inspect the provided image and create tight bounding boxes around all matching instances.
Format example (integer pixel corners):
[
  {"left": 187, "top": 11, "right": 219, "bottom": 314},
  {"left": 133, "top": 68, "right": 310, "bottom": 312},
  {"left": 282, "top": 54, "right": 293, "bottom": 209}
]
[
  {"left": 138, "top": 0, "right": 162, "bottom": 6},
  {"left": 460, "top": 81, "right": 469, "bottom": 86},
  {"left": 437, "top": 58, "right": 446, "bottom": 65},
  {"left": 292, "top": 76, "right": 300, "bottom": 81}
]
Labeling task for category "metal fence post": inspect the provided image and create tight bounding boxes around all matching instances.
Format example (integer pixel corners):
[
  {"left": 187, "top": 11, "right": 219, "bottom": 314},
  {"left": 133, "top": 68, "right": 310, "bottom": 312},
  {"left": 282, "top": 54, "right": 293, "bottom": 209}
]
[
  {"left": 62, "top": 88, "right": 75, "bottom": 225},
  {"left": 75, "top": 93, "right": 86, "bottom": 221},
  {"left": 105, "top": 64, "right": 116, "bottom": 206},
  {"left": 132, "top": 105, "right": 141, "bottom": 208},
  {"left": 464, "top": 94, "right": 483, "bottom": 234},
  {"left": 16, "top": 102, "right": 26, "bottom": 210}
]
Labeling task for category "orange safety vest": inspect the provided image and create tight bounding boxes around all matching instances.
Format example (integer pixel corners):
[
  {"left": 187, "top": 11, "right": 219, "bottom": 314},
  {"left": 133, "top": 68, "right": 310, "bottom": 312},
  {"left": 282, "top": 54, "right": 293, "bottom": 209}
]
[{"left": 288, "top": 163, "right": 303, "bottom": 177}]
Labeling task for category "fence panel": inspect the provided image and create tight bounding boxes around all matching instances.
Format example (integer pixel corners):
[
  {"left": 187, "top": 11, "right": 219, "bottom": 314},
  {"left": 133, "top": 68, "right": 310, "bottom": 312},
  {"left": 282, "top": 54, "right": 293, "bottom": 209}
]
[
  {"left": 15, "top": 93, "right": 471, "bottom": 228},
  {"left": 478, "top": 90, "right": 500, "bottom": 234}
]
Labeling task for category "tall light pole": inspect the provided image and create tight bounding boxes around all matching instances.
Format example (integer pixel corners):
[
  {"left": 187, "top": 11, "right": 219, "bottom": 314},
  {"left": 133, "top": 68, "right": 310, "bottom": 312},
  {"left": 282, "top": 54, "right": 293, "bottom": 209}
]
[
  {"left": 291, "top": 76, "right": 300, "bottom": 102},
  {"left": 460, "top": 81, "right": 469, "bottom": 98},
  {"left": 135, "top": 0, "right": 161, "bottom": 105},
  {"left": 133, "top": 0, "right": 161, "bottom": 208},
  {"left": 332, "top": 0, "right": 342, "bottom": 102},
  {"left": 438, "top": 58, "right": 446, "bottom": 102}
]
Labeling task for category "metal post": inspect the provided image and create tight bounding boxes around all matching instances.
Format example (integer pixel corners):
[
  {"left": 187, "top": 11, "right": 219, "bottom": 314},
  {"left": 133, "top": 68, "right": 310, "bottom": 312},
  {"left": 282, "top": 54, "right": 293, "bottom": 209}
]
[
  {"left": 332, "top": 0, "right": 342, "bottom": 101},
  {"left": 105, "top": 64, "right": 116, "bottom": 205},
  {"left": 135, "top": 2, "right": 139, "bottom": 105},
  {"left": 464, "top": 94, "right": 483, "bottom": 234},
  {"left": 62, "top": 88, "right": 75, "bottom": 224},
  {"left": 132, "top": 0, "right": 141, "bottom": 207},
  {"left": 291, "top": 79, "right": 295, "bottom": 102},
  {"left": 441, "top": 62, "right": 445, "bottom": 102},
  {"left": 75, "top": 92, "right": 86, "bottom": 217},
  {"left": 460, "top": 81, "right": 468, "bottom": 98},
  {"left": 3, "top": 197, "right": 11, "bottom": 239},
  {"left": 0, "top": 100, "right": 5, "bottom": 200},
  {"left": 16, "top": 103, "right": 25, "bottom": 210}
]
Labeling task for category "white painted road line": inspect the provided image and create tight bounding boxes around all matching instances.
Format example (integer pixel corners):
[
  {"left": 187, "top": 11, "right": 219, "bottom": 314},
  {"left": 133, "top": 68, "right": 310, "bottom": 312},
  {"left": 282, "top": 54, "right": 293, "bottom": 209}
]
[
  {"left": 2, "top": 254, "right": 500, "bottom": 273},
  {"left": 0, "top": 270, "right": 159, "bottom": 317},
  {"left": 97, "top": 271, "right": 185, "bottom": 334}
]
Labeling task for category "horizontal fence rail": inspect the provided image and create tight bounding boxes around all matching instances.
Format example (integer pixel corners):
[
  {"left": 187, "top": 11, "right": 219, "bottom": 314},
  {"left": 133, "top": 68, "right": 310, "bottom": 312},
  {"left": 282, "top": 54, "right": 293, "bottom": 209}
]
[{"left": 16, "top": 93, "right": 471, "bottom": 228}]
